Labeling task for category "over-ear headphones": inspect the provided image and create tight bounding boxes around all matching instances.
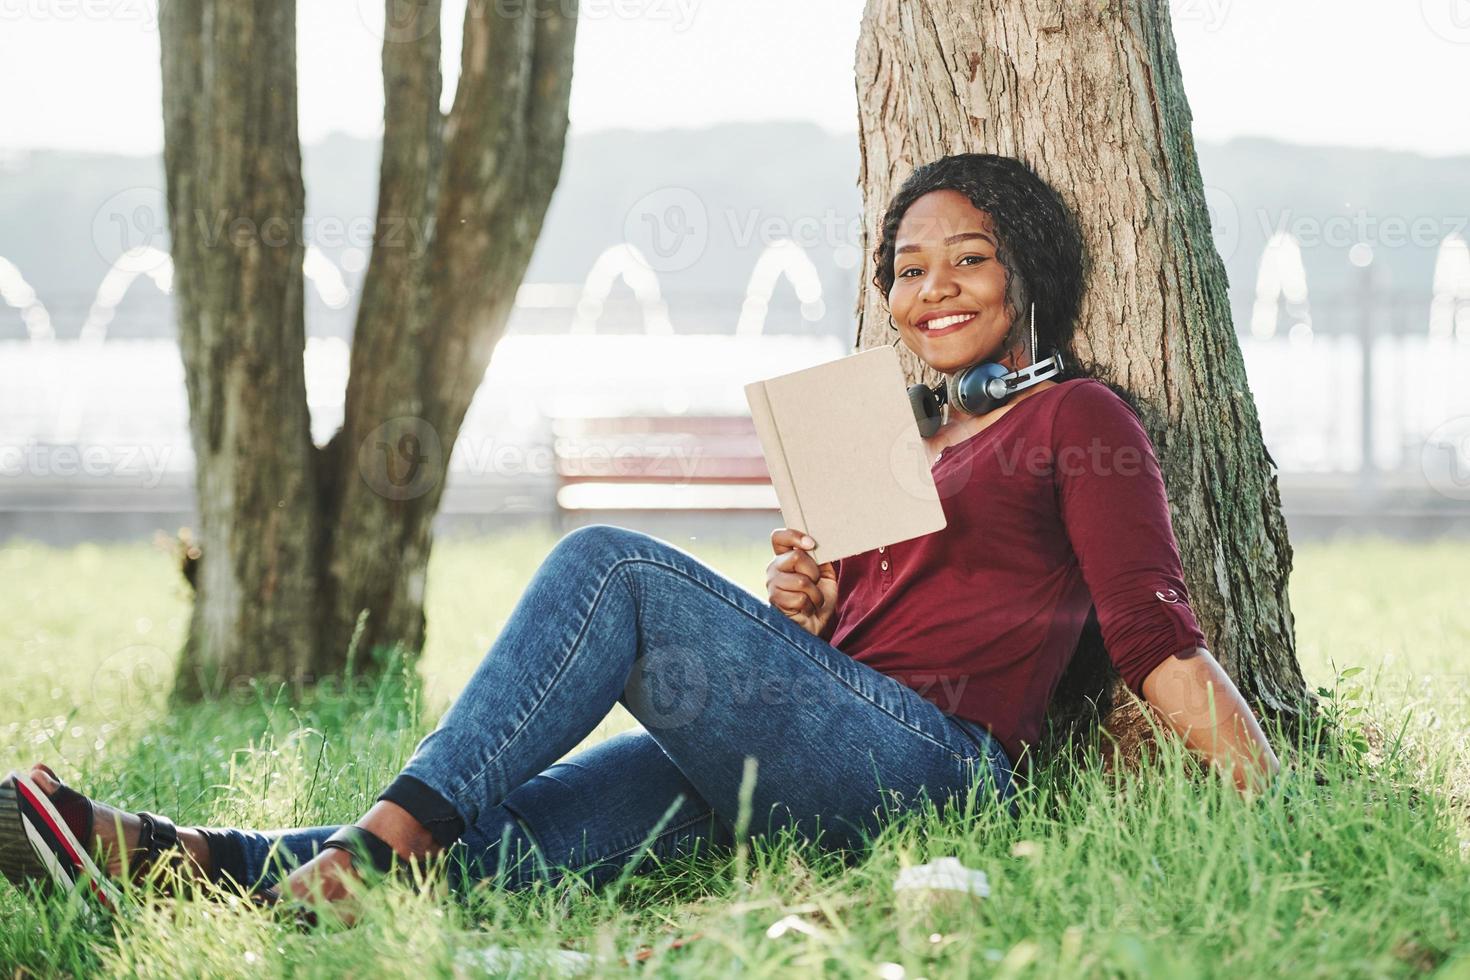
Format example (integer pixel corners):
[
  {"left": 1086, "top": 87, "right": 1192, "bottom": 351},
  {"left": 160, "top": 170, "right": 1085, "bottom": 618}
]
[{"left": 903, "top": 302, "right": 1065, "bottom": 437}]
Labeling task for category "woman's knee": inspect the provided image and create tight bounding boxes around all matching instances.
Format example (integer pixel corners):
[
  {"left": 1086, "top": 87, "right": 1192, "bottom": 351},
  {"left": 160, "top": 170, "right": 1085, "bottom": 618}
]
[{"left": 553, "top": 523, "right": 656, "bottom": 566}]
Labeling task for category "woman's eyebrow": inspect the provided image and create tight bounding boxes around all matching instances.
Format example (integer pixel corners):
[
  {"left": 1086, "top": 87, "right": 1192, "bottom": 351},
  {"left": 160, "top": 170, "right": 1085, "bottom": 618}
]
[{"left": 896, "top": 231, "right": 996, "bottom": 255}]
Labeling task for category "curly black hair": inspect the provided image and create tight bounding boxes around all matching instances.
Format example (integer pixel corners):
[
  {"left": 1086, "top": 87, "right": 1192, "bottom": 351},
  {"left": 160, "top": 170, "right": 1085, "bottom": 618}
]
[{"left": 872, "top": 153, "right": 1089, "bottom": 378}]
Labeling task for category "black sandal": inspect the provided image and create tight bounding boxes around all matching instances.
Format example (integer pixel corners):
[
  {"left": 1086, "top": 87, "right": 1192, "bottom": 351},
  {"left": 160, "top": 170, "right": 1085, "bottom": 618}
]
[
  {"left": 0, "top": 766, "right": 191, "bottom": 911},
  {"left": 320, "top": 825, "right": 400, "bottom": 877}
]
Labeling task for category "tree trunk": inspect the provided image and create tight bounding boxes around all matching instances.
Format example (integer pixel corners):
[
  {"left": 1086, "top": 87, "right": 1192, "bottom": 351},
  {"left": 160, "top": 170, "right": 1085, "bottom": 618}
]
[
  {"left": 161, "top": 0, "right": 577, "bottom": 697},
  {"left": 160, "top": 0, "right": 320, "bottom": 696},
  {"left": 853, "top": 0, "right": 1313, "bottom": 768}
]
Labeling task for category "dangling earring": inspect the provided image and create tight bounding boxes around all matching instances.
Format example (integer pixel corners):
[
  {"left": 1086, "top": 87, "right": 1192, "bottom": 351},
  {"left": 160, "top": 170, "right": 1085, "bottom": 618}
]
[{"left": 1028, "top": 302, "right": 1037, "bottom": 367}]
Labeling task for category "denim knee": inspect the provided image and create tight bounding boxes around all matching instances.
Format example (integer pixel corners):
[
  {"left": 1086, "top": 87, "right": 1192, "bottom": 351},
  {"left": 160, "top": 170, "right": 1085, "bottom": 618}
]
[{"left": 553, "top": 524, "right": 658, "bottom": 567}]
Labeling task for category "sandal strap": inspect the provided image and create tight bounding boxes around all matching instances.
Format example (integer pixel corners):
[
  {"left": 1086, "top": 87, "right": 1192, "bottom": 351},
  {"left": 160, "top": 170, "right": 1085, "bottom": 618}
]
[
  {"left": 33, "top": 764, "right": 95, "bottom": 851},
  {"left": 321, "top": 825, "right": 398, "bottom": 876},
  {"left": 135, "top": 811, "right": 180, "bottom": 864}
]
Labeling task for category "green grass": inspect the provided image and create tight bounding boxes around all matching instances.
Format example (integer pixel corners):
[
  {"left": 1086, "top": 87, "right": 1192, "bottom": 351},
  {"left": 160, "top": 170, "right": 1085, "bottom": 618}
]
[{"left": 1, "top": 529, "right": 1467, "bottom": 977}]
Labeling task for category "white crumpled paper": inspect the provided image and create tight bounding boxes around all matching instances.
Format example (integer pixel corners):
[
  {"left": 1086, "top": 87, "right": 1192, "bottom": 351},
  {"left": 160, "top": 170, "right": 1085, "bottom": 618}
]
[
  {"left": 892, "top": 857, "right": 990, "bottom": 898},
  {"left": 455, "top": 944, "right": 594, "bottom": 977},
  {"left": 765, "top": 914, "right": 824, "bottom": 939}
]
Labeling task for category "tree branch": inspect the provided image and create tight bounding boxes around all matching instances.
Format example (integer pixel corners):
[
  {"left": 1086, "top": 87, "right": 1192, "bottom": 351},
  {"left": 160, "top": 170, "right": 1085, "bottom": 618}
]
[
  {"left": 421, "top": 0, "right": 575, "bottom": 439},
  {"left": 523, "top": 0, "right": 577, "bottom": 204},
  {"left": 330, "top": 0, "right": 445, "bottom": 509}
]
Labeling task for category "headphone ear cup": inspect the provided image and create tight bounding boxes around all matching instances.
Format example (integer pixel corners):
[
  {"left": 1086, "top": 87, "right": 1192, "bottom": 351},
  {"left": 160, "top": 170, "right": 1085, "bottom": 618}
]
[
  {"left": 908, "top": 383, "right": 944, "bottom": 438},
  {"left": 952, "top": 362, "right": 1011, "bottom": 416}
]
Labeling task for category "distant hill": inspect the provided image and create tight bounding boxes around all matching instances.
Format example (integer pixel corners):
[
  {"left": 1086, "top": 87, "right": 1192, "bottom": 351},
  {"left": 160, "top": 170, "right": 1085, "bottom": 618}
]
[{"left": 1, "top": 125, "right": 1463, "bottom": 341}]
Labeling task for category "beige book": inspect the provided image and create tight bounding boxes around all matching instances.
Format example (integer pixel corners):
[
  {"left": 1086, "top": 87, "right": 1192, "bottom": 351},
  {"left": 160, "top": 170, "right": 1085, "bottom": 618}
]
[{"left": 744, "top": 345, "right": 948, "bottom": 564}]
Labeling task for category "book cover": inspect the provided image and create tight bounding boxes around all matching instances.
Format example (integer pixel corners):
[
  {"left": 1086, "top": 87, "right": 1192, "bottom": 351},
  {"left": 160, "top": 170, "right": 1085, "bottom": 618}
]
[{"left": 744, "top": 345, "right": 947, "bottom": 563}]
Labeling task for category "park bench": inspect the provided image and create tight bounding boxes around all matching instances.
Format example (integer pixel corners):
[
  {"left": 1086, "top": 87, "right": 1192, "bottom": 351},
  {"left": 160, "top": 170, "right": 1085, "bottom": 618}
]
[{"left": 550, "top": 414, "right": 779, "bottom": 523}]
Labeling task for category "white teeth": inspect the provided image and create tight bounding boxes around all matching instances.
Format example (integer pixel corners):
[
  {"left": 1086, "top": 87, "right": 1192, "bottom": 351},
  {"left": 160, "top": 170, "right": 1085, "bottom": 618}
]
[{"left": 924, "top": 313, "right": 975, "bottom": 331}]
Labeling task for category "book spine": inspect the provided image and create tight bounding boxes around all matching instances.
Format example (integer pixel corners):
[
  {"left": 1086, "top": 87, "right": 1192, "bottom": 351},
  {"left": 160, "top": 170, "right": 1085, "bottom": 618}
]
[{"left": 744, "top": 380, "right": 807, "bottom": 535}]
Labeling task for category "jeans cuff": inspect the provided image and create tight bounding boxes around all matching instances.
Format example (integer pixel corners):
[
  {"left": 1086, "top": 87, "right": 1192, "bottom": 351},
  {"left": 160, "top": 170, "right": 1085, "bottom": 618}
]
[
  {"left": 378, "top": 773, "right": 466, "bottom": 849},
  {"left": 193, "top": 827, "right": 250, "bottom": 888}
]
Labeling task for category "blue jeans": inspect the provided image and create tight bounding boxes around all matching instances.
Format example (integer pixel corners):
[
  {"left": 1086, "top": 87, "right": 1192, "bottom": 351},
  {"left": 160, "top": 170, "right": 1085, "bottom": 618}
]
[{"left": 206, "top": 525, "right": 1018, "bottom": 893}]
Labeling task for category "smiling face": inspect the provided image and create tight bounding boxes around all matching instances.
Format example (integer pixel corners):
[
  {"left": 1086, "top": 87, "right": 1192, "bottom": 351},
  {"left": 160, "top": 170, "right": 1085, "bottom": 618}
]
[{"left": 887, "top": 189, "right": 1026, "bottom": 377}]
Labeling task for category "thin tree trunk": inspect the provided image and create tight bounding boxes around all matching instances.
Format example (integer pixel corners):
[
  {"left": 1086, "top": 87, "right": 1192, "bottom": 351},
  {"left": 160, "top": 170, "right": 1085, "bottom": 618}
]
[
  {"left": 853, "top": 0, "right": 1312, "bottom": 766},
  {"left": 161, "top": 0, "right": 320, "bottom": 697},
  {"left": 319, "top": 0, "right": 577, "bottom": 672},
  {"left": 161, "top": 0, "right": 577, "bottom": 695},
  {"left": 314, "top": 0, "right": 447, "bottom": 674}
]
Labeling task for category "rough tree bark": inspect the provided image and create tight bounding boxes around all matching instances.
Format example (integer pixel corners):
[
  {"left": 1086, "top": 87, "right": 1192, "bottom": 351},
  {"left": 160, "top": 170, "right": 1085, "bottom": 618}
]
[
  {"left": 160, "top": 0, "right": 576, "bottom": 697},
  {"left": 853, "top": 0, "right": 1313, "bottom": 768}
]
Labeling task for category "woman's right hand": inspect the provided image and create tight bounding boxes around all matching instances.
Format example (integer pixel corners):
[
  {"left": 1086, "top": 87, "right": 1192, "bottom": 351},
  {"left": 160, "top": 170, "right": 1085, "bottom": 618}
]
[{"left": 766, "top": 528, "right": 840, "bottom": 638}]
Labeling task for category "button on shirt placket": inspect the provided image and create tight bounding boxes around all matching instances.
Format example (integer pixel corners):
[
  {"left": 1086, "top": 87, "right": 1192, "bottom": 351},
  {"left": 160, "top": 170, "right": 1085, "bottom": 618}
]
[{"left": 878, "top": 545, "right": 890, "bottom": 584}]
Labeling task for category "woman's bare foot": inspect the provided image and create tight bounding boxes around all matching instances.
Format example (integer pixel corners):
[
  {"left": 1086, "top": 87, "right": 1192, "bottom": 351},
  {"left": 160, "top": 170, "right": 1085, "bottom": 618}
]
[
  {"left": 279, "top": 800, "right": 440, "bottom": 917},
  {"left": 26, "top": 764, "right": 214, "bottom": 883}
]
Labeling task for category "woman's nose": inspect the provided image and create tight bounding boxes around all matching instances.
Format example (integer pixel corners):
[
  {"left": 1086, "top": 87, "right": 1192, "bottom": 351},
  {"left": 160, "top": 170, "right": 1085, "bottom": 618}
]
[{"left": 917, "top": 266, "right": 960, "bottom": 303}]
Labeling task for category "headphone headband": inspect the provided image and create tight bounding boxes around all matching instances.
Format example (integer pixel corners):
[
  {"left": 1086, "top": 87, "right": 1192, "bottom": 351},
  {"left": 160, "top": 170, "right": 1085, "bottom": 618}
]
[
  {"left": 909, "top": 349, "right": 1066, "bottom": 438},
  {"left": 947, "top": 349, "right": 1065, "bottom": 414},
  {"left": 905, "top": 302, "right": 1064, "bottom": 437}
]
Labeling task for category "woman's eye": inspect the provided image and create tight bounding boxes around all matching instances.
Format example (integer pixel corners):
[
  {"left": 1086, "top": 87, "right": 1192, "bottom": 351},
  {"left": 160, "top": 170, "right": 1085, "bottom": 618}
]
[{"left": 897, "top": 254, "right": 985, "bottom": 278}]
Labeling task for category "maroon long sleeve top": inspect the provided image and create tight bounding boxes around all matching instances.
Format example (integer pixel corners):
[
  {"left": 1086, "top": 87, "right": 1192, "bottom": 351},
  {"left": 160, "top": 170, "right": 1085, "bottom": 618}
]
[{"left": 826, "top": 377, "right": 1207, "bottom": 775}]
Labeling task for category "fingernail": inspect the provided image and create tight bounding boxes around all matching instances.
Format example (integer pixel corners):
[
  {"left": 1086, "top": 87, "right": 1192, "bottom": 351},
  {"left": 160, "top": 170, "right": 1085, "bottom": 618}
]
[{"left": 801, "top": 536, "right": 815, "bottom": 549}]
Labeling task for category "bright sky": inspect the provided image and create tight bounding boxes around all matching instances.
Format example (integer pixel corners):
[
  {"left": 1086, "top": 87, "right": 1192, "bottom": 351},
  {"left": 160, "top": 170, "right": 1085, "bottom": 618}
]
[{"left": 1, "top": 0, "right": 1467, "bottom": 157}]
